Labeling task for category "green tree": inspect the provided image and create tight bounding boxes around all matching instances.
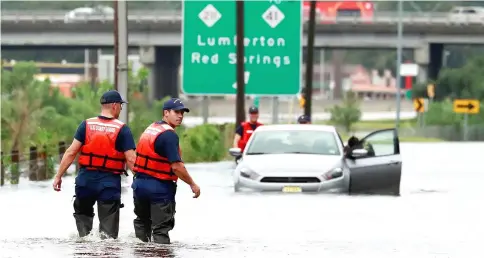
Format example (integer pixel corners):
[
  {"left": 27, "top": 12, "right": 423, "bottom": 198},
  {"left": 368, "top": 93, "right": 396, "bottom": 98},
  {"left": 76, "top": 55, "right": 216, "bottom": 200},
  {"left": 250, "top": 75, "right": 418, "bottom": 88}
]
[{"left": 327, "top": 91, "right": 362, "bottom": 133}]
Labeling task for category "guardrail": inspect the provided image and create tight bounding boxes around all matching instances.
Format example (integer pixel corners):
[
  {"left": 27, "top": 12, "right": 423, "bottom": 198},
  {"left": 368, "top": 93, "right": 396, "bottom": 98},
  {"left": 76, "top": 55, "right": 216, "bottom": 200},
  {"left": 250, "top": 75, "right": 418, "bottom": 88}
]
[
  {"left": 0, "top": 9, "right": 177, "bottom": 16},
  {"left": 1, "top": 11, "right": 483, "bottom": 26}
]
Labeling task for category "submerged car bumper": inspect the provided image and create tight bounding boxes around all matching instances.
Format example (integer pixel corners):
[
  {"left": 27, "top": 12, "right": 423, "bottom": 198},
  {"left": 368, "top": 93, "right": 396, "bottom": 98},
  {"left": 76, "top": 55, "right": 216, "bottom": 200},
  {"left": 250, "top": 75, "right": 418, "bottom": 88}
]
[{"left": 236, "top": 176, "right": 347, "bottom": 193}]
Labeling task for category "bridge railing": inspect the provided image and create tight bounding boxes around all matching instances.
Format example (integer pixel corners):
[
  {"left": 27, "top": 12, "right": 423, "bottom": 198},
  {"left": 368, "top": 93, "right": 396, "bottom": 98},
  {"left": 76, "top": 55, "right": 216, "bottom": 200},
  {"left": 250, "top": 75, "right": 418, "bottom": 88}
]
[{"left": 1, "top": 10, "right": 483, "bottom": 25}]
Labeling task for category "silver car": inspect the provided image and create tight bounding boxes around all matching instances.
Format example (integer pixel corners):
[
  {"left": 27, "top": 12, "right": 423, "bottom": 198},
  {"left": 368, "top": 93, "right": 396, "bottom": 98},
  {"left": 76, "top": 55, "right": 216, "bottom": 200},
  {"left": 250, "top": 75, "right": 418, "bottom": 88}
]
[{"left": 229, "top": 124, "right": 402, "bottom": 196}]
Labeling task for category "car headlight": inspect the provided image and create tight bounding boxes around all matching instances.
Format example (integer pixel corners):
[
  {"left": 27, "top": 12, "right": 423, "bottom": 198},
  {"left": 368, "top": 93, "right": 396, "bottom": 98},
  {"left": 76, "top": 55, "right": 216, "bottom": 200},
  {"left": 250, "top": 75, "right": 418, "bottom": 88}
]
[
  {"left": 323, "top": 167, "right": 343, "bottom": 180},
  {"left": 240, "top": 168, "right": 260, "bottom": 180}
]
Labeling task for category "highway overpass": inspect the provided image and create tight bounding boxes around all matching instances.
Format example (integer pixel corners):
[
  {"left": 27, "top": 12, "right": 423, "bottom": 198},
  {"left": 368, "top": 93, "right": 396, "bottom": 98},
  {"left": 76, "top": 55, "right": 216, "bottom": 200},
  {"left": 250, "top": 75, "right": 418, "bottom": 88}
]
[
  {"left": 2, "top": 11, "right": 484, "bottom": 48},
  {"left": 2, "top": 10, "right": 483, "bottom": 101}
]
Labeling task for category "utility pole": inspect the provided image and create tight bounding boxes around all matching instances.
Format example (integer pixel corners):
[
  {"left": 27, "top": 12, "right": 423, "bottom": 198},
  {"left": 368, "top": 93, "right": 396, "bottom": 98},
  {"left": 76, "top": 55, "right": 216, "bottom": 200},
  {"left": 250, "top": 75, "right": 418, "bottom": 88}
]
[
  {"left": 235, "top": 1, "right": 246, "bottom": 126},
  {"left": 115, "top": 0, "right": 129, "bottom": 124},
  {"left": 113, "top": 0, "right": 119, "bottom": 91},
  {"left": 395, "top": 0, "right": 403, "bottom": 131},
  {"left": 304, "top": 0, "right": 316, "bottom": 118}
]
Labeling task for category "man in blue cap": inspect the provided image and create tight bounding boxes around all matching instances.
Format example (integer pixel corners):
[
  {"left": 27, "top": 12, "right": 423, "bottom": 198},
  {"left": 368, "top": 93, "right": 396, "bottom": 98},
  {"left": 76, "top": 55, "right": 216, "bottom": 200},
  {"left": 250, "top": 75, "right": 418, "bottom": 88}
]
[
  {"left": 132, "top": 98, "right": 201, "bottom": 244},
  {"left": 297, "top": 114, "right": 311, "bottom": 124},
  {"left": 52, "top": 90, "right": 137, "bottom": 239}
]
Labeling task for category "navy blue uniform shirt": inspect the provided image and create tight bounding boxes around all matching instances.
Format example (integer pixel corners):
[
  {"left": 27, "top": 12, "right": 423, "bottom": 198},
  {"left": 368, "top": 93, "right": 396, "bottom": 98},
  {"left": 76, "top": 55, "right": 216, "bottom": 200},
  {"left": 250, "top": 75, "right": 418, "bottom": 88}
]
[
  {"left": 235, "top": 123, "right": 258, "bottom": 138},
  {"left": 153, "top": 121, "right": 182, "bottom": 164}
]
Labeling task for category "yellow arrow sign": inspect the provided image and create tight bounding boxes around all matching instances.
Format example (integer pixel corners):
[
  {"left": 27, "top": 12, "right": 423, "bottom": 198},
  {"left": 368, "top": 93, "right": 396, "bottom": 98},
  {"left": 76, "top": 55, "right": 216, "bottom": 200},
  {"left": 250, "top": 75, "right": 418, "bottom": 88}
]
[
  {"left": 453, "top": 99, "right": 480, "bottom": 114},
  {"left": 413, "top": 98, "right": 425, "bottom": 113}
]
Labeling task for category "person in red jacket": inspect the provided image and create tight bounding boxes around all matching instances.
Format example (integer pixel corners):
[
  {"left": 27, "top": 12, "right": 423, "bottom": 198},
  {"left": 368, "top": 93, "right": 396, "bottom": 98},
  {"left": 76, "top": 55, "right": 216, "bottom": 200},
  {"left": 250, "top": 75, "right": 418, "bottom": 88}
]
[{"left": 233, "top": 106, "right": 263, "bottom": 154}]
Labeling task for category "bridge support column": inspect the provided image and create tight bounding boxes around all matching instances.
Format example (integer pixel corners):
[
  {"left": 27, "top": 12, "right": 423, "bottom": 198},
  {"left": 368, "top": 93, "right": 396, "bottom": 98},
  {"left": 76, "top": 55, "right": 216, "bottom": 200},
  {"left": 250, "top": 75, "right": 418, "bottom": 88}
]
[
  {"left": 428, "top": 43, "right": 443, "bottom": 82},
  {"left": 139, "top": 46, "right": 156, "bottom": 105},
  {"left": 414, "top": 43, "right": 443, "bottom": 84},
  {"left": 154, "top": 46, "right": 181, "bottom": 100}
]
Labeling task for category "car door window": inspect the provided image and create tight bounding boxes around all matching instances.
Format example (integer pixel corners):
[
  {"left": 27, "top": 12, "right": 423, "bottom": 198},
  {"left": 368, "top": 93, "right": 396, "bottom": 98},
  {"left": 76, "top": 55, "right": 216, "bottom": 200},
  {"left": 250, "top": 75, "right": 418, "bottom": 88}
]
[{"left": 360, "top": 129, "right": 397, "bottom": 157}]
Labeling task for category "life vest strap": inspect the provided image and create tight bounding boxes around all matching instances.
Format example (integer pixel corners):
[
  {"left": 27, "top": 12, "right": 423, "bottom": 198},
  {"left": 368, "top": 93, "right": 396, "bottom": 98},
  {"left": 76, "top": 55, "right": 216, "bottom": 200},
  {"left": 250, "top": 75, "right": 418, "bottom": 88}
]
[
  {"left": 135, "top": 152, "right": 170, "bottom": 163},
  {"left": 134, "top": 152, "right": 173, "bottom": 176},
  {"left": 80, "top": 151, "right": 125, "bottom": 162},
  {"left": 80, "top": 151, "right": 127, "bottom": 176},
  {"left": 133, "top": 164, "right": 172, "bottom": 175}
]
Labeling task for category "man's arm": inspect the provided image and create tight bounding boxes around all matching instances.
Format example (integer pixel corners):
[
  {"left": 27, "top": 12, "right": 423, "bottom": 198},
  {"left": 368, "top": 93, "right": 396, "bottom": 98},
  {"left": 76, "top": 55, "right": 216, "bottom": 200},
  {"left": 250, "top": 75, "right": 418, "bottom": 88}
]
[
  {"left": 233, "top": 125, "right": 243, "bottom": 148},
  {"left": 55, "top": 139, "right": 82, "bottom": 178},
  {"left": 55, "top": 120, "right": 86, "bottom": 178},
  {"left": 115, "top": 125, "right": 137, "bottom": 172},
  {"left": 154, "top": 131, "right": 195, "bottom": 186}
]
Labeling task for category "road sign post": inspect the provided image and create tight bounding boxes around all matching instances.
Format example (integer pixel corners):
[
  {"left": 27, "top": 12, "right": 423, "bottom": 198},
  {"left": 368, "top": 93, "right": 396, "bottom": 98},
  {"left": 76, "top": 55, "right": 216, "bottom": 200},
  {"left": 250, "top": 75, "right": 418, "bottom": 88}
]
[
  {"left": 453, "top": 99, "right": 480, "bottom": 141},
  {"left": 182, "top": 0, "right": 302, "bottom": 96},
  {"left": 413, "top": 97, "right": 428, "bottom": 128}
]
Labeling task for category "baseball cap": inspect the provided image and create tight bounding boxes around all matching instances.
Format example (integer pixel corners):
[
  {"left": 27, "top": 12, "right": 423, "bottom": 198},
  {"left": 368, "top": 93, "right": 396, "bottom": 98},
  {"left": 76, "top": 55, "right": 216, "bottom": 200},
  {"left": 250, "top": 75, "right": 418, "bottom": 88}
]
[
  {"left": 248, "top": 106, "right": 259, "bottom": 114},
  {"left": 100, "top": 90, "right": 128, "bottom": 104},
  {"left": 297, "top": 115, "right": 311, "bottom": 124},
  {"left": 163, "top": 98, "right": 190, "bottom": 113}
]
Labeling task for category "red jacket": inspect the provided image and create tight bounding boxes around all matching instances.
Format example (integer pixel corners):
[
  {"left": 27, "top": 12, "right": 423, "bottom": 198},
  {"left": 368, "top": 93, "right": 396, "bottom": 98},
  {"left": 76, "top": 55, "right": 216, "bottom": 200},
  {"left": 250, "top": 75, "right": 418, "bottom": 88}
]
[
  {"left": 78, "top": 117, "right": 126, "bottom": 174},
  {"left": 237, "top": 121, "right": 263, "bottom": 152},
  {"left": 133, "top": 123, "right": 180, "bottom": 181}
]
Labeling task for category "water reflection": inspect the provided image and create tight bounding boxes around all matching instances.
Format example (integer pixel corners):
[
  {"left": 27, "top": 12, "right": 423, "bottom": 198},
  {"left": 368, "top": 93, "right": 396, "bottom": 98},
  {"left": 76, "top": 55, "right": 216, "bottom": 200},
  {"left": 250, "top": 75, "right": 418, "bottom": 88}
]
[
  {"left": 131, "top": 243, "right": 176, "bottom": 258},
  {"left": 73, "top": 243, "right": 123, "bottom": 258}
]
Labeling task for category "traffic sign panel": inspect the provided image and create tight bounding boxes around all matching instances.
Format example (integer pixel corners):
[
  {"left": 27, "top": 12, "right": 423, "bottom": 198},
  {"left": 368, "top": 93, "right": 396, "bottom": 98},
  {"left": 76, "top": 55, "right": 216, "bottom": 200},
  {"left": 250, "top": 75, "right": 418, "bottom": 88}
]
[
  {"left": 181, "top": 0, "right": 303, "bottom": 95},
  {"left": 453, "top": 99, "right": 480, "bottom": 114},
  {"left": 413, "top": 98, "right": 425, "bottom": 113}
]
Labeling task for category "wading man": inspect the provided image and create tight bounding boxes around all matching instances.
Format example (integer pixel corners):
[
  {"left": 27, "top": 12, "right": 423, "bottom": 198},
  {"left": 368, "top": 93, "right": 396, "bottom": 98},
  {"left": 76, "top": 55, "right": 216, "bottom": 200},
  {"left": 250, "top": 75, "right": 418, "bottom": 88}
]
[
  {"left": 52, "top": 90, "right": 136, "bottom": 239},
  {"left": 132, "top": 98, "right": 201, "bottom": 244}
]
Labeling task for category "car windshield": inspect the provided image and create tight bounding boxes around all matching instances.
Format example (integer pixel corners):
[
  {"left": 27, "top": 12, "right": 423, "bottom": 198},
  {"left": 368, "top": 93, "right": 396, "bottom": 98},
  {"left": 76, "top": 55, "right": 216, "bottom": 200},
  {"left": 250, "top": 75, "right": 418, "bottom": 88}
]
[{"left": 245, "top": 130, "right": 341, "bottom": 156}]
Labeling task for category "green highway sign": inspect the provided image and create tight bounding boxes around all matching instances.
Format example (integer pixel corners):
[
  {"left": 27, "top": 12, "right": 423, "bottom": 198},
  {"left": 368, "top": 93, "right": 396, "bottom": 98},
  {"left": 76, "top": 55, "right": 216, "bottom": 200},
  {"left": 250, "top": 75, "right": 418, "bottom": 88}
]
[{"left": 181, "top": 0, "right": 302, "bottom": 96}]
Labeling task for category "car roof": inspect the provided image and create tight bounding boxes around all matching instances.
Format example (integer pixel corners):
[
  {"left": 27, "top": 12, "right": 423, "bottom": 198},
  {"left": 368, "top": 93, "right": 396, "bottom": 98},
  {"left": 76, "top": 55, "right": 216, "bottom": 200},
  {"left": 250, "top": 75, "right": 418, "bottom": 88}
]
[{"left": 254, "top": 124, "right": 337, "bottom": 133}]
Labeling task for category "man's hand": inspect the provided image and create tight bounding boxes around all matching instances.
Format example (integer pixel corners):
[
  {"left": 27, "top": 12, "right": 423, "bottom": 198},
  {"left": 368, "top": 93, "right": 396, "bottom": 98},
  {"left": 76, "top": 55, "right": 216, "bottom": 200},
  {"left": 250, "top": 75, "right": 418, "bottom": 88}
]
[
  {"left": 190, "top": 183, "right": 201, "bottom": 198},
  {"left": 53, "top": 175, "right": 62, "bottom": 191}
]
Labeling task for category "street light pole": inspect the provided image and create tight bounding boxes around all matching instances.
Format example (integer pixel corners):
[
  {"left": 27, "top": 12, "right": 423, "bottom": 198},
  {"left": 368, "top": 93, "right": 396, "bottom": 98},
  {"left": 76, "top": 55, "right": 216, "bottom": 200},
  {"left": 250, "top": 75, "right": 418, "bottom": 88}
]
[
  {"left": 395, "top": 0, "right": 403, "bottom": 131},
  {"left": 115, "top": 0, "right": 129, "bottom": 124}
]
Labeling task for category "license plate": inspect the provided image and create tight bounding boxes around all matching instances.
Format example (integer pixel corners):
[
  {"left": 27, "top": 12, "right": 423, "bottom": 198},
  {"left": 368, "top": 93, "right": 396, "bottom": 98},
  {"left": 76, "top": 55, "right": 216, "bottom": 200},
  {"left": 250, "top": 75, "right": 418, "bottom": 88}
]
[{"left": 282, "top": 186, "right": 302, "bottom": 193}]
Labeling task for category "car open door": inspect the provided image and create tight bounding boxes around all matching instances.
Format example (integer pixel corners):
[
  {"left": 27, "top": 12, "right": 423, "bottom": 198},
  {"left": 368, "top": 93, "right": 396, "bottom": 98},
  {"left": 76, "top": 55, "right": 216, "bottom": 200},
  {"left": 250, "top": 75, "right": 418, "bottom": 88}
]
[{"left": 346, "top": 128, "right": 402, "bottom": 196}]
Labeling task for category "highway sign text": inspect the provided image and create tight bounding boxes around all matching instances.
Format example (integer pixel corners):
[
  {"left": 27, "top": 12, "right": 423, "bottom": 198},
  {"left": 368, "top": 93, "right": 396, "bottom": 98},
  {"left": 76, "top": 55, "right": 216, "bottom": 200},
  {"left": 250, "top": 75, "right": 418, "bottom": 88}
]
[{"left": 181, "top": 0, "right": 302, "bottom": 95}]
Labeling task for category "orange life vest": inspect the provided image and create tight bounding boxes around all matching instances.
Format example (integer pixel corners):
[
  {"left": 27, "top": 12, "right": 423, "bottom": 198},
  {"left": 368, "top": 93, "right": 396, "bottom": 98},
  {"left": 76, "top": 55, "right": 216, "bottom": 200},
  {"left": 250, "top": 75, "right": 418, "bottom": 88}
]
[
  {"left": 133, "top": 123, "right": 180, "bottom": 182},
  {"left": 78, "top": 117, "right": 127, "bottom": 174},
  {"left": 237, "top": 121, "right": 263, "bottom": 152}
]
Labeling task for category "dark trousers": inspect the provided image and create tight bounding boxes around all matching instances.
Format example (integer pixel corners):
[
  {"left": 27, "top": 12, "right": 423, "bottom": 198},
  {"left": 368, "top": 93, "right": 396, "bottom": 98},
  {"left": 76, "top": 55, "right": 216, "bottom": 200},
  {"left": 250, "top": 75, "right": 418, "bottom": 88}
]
[
  {"left": 132, "top": 174, "right": 177, "bottom": 244},
  {"left": 73, "top": 170, "right": 122, "bottom": 239}
]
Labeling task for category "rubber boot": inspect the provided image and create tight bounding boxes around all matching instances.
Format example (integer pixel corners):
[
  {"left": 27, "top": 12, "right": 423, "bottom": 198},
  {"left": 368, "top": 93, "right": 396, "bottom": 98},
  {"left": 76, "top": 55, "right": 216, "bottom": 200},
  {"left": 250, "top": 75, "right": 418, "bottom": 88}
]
[
  {"left": 74, "top": 214, "right": 94, "bottom": 238},
  {"left": 151, "top": 202, "right": 176, "bottom": 244},
  {"left": 97, "top": 200, "right": 121, "bottom": 239},
  {"left": 73, "top": 197, "right": 95, "bottom": 238},
  {"left": 133, "top": 199, "right": 152, "bottom": 242}
]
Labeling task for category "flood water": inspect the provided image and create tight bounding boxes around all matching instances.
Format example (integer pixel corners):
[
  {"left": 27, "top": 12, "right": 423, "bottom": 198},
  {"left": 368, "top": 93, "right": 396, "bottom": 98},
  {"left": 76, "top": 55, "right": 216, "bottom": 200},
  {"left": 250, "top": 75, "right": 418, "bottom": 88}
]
[{"left": 0, "top": 143, "right": 483, "bottom": 258}]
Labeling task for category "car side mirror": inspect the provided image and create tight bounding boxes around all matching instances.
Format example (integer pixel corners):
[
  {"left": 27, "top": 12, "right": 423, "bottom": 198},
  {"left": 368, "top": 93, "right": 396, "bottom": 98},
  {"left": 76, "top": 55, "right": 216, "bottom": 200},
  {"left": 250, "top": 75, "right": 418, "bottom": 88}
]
[
  {"left": 350, "top": 148, "right": 368, "bottom": 158},
  {"left": 229, "top": 147, "right": 242, "bottom": 157}
]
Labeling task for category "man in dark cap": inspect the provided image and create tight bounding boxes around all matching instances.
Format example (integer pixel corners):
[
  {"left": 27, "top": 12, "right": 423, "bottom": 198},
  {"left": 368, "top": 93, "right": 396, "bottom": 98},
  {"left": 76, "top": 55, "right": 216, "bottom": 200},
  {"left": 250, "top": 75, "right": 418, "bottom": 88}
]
[
  {"left": 233, "top": 106, "right": 264, "bottom": 154},
  {"left": 52, "top": 90, "right": 137, "bottom": 239},
  {"left": 131, "top": 98, "right": 201, "bottom": 244},
  {"left": 297, "top": 115, "right": 311, "bottom": 124}
]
